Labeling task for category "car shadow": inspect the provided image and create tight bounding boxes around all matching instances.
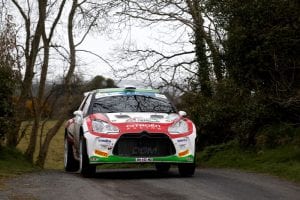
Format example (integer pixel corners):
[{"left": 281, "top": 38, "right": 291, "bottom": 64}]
[{"left": 90, "top": 168, "right": 181, "bottom": 180}]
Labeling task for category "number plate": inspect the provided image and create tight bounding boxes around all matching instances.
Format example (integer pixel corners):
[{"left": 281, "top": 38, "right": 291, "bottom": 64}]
[{"left": 136, "top": 157, "right": 153, "bottom": 162}]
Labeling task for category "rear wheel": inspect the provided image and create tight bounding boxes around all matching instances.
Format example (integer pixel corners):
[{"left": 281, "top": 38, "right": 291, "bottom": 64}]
[
  {"left": 79, "top": 136, "right": 96, "bottom": 178},
  {"left": 64, "top": 137, "right": 79, "bottom": 172},
  {"left": 155, "top": 163, "right": 171, "bottom": 173},
  {"left": 178, "top": 163, "right": 196, "bottom": 177}
]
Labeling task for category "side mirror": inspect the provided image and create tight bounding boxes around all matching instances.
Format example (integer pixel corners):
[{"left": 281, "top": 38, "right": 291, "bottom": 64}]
[
  {"left": 73, "top": 110, "right": 83, "bottom": 117},
  {"left": 178, "top": 111, "right": 187, "bottom": 117}
]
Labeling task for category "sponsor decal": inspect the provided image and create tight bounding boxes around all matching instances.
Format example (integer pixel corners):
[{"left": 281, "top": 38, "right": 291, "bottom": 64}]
[
  {"left": 126, "top": 124, "right": 161, "bottom": 130},
  {"left": 95, "top": 149, "right": 108, "bottom": 157},
  {"left": 132, "top": 147, "right": 158, "bottom": 156},
  {"left": 126, "top": 117, "right": 160, "bottom": 123},
  {"left": 177, "top": 138, "right": 188, "bottom": 150},
  {"left": 96, "top": 138, "right": 114, "bottom": 151},
  {"left": 95, "top": 91, "right": 159, "bottom": 99},
  {"left": 95, "top": 92, "right": 123, "bottom": 99},
  {"left": 178, "top": 149, "right": 189, "bottom": 157},
  {"left": 99, "top": 139, "right": 111, "bottom": 143},
  {"left": 107, "top": 146, "right": 113, "bottom": 150},
  {"left": 177, "top": 138, "right": 188, "bottom": 143},
  {"left": 125, "top": 92, "right": 156, "bottom": 97},
  {"left": 96, "top": 138, "right": 112, "bottom": 147}
]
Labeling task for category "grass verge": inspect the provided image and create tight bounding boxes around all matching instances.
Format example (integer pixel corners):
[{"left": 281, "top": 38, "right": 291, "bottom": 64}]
[
  {"left": 0, "top": 147, "right": 38, "bottom": 178},
  {"left": 198, "top": 142, "right": 300, "bottom": 183},
  {"left": 17, "top": 120, "right": 65, "bottom": 169}
]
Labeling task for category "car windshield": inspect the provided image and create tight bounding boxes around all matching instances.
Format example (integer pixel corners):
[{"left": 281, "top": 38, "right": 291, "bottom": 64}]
[{"left": 92, "top": 95, "right": 175, "bottom": 113}]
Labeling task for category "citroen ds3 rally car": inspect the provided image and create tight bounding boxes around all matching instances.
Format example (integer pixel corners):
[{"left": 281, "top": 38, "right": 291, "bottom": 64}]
[{"left": 64, "top": 87, "right": 197, "bottom": 177}]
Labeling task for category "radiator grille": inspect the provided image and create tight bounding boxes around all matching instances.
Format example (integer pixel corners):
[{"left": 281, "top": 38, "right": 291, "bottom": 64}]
[{"left": 113, "top": 132, "right": 176, "bottom": 157}]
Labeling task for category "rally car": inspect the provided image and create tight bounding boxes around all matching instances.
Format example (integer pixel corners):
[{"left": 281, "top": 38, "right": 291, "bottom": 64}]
[{"left": 64, "top": 87, "right": 197, "bottom": 177}]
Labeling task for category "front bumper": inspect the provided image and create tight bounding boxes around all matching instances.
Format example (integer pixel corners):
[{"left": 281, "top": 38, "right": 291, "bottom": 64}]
[
  {"left": 89, "top": 154, "right": 194, "bottom": 164},
  {"left": 84, "top": 131, "right": 196, "bottom": 164}
]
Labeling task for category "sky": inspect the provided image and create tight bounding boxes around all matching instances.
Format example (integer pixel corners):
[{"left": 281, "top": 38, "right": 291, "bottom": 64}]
[
  {"left": 75, "top": 26, "right": 156, "bottom": 86},
  {"left": 75, "top": 21, "right": 194, "bottom": 87}
]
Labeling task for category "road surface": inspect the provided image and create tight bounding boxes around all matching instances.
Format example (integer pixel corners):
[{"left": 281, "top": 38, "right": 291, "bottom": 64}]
[{"left": 0, "top": 168, "right": 299, "bottom": 200}]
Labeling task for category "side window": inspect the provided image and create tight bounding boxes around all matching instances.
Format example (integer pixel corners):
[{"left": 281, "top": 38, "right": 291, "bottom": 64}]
[{"left": 82, "top": 94, "right": 92, "bottom": 116}]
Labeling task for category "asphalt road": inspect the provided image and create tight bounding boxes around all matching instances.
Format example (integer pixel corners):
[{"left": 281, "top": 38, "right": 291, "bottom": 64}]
[{"left": 0, "top": 168, "right": 299, "bottom": 200}]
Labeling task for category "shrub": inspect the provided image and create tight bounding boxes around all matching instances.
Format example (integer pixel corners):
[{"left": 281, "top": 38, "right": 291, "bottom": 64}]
[
  {"left": 256, "top": 123, "right": 300, "bottom": 148},
  {"left": 178, "top": 79, "right": 272, "bottom": 149}
]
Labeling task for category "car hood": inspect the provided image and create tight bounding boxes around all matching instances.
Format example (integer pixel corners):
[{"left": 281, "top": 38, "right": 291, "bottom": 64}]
[{"left": 104, "top": 112, "right": 180, "bottom": 124}]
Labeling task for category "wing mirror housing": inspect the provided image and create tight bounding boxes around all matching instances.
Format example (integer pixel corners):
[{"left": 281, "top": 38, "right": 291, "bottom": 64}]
[
  {"left": 73, "top": 110, "right": 83, "bottom": 117},
  {"left": 178, "top": 110, "right": 187, "bottom": 117}
]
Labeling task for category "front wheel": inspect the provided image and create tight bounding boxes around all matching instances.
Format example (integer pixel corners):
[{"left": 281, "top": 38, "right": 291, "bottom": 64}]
[
  {"left": 79, "top": 136, "right": 96, "bottom": 178},
  {"left": 64, "top": 137, "right": 79, "bottom": 172},
  {"left": 178, "top": 163, "right": 196, "bottom": 177}
]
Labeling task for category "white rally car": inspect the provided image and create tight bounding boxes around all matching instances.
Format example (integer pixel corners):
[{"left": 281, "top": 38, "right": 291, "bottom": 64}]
[{"left": 64, "top": 87, "right": 197, "bottom": 177}]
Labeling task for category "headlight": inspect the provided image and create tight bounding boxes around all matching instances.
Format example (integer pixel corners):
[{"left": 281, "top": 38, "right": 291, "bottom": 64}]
[
  {"left": 92, "top": 120, "right": 119, "bottom": 133},
  {"left": 168, "top": 120, "right": 189, "bottom": 134}
]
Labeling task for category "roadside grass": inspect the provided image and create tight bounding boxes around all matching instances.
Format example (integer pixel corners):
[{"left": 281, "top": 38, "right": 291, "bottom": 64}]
[
  {"left": 0, "top": 119, "right": 66, "bottom": 185},
  {"left": 198, "top": 142, "right": 300, "bottom": 183},
  {"left": 0, "top": 147, "right": 38, "bottom": 178},
  {"left": 17, "top": 120, "right": 65, "bottom": 170}
]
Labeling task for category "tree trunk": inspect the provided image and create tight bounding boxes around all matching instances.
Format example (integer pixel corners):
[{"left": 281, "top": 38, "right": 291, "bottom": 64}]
[
  {"left": 35, "top": 118, "right": 65, "bottom": 167},
  {"left": 8, "top": 1, "right": 42, "bottom": 147},
  {"left": 203, "top": 32, "right": 223, "bottom": 82},
  {"left": 35, "top": 0, "right": 77, "bottom": 168},
  {"left": 24, "top": 0, "right": 47, "bottom": 161},
  {"left": 24, "top": 116, "right": 40, "bottom": 161},
  {"left": 195, "top": 29, "right": 212, "bottom": 96},
  {"left": 186, "top": 0, "right": 212, "bottom": 96}
]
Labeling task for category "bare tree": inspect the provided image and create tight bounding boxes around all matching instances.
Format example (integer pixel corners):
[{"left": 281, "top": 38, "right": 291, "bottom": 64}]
[
  {"left": 10, "top": 0, "right": 67, "bottom": 162},
  {"left": 36, "top": 0, "right": 119, "bottom": 167},
  {"left": 113, "top": 0, "right": 225, "bottom": 94},
  {"left": 9, "top": 0, "right": 117, "bottom": 167}
]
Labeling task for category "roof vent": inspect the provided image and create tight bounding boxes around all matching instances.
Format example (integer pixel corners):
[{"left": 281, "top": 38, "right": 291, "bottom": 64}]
[{"left": 124, "top": 85, "right": 136, "bottom": 90}]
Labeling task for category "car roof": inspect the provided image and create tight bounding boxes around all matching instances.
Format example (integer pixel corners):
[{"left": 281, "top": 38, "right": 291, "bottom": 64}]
[{"left": 84, "top": 87, "right": 160, "bottom": 97}]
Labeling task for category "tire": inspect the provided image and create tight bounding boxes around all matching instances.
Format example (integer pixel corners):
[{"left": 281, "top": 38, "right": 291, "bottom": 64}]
[
  {"left": 64, "top": 137, "right": 79, "bottom": 172},
  {"left": 155, "top": 163, "right": 171, "bottom": 173},
  {"left": 178, "top": 163, "right": 196, "bottom": 177},
  {"left": 79, "top": 136, "right": 96, "bottom": 178}
]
